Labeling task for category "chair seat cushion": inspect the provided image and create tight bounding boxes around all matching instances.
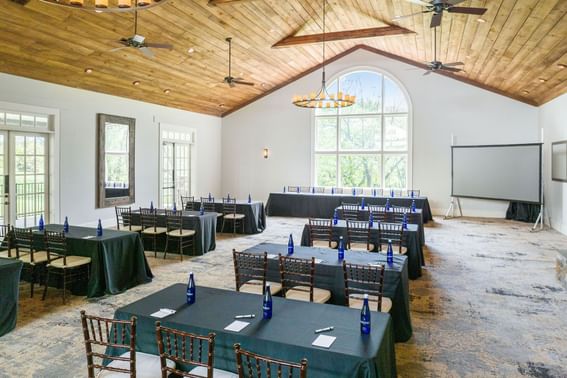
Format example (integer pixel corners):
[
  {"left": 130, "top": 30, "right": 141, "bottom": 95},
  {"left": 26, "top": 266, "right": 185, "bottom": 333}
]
[
  {"left": 239, "top": 280, "right": 282, "bottom": 296},
  {"left": 0, "top": 249, "right": 27, "bottom": 259},
  {"left": 189, "top": 366, "right": 238, "bottom": 378},
  {"left": 312, "top": 240, "right": 338, "bottom": 249},
  {"left": 224, "top": 213, "right": 246, "bottom": 220},
  {"left": 167, "top": 229, "right": 196, "bottom": 237},
  {"left": 285, "top": 286, "right": 331, "bottom": 304},
  {"left": 97, "top": 351, "right": 174, "bottom": 378},
  {"left": 349, "top": 242, "right": 375, "bottom": 252},
  {"left": 18, "top": 251, "right": 49, "bottom": 264},
  {"left": 122, "top": 225, "right": 143, "bottom": 232},
  {"left": 348, "top": 296, "right": 392, "bottom": 313},
  {"left": 48, "top": 255, "right": 91, "bottom": 269},
  {"left": 142, "top": 227, "right": 167, "bottom": 235}
]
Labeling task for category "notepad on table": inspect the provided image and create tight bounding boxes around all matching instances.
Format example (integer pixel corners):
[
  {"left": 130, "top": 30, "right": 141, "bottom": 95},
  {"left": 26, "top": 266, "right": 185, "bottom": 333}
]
[
  {"left": 82, "top": 235, "right": 95, "bottom": 239},
  {"left": 224, "top": 320, "right": 249, "bottom": 333},
  {"left": 150, "top": 308, "right": 176, "bottom": 319},
  {"left": 267, "top": 254, "right": 278, "bottom": 259},
  {"left": 314, "top": 258, "right": 324, "bottom": 264},
  {"left": 312, "top": 335, "right": 336, "bottom": 348}
]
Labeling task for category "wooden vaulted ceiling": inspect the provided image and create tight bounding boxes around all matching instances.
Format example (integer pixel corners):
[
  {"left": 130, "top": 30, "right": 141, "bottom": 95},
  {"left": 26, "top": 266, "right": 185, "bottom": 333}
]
[{"left": 0, "top": 0, "right": 566, "bottom": 117}]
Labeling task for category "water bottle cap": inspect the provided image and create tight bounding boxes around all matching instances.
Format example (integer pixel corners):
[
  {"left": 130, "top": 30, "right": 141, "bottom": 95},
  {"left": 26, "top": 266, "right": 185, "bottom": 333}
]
[
  {"left": 339, "top": 236, "right": 343, "bottom": 239},
  {"left": 388, "top": 239, "right": 392, "bottom": 243},
  {"left": 363, "top": 293, "right": 368, "bottom": 299},
  {"left": 189, "top": 271, "right": 193, "bottom": 275},
  {"left": 266, "top": 283, "right": 270, "bottom": 287}
]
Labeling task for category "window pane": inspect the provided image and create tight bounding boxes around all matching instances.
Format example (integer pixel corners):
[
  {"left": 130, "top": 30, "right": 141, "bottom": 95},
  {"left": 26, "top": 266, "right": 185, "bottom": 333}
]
[
  {"left": 383, "top": 77, "right": 408, "bottom": 113},
  {"left": 105, "top": 154, "right": 129, "bottom": 185},
  {"left": 315, "top": 154, "right": 336, "bottom": 186},
  {"left": 35, "top": 116, "right": 49, "bottom": 128},
  {"left": 315, "top": 117, "right": 337, "bottom": 151},
  {"left": 339, "top": 71, "right": 382, "bottom": 115},
  {"left": 314, "top": 80, "right": 339, "bottom": 116},
  {"left": 6, "top": 113, "right": 20, "bottom": 127},
  {"left": 384, "top": 116, "right": 408, "bottom": 151},
  {"left": 0, "top": 113, "right": 4, "bottom": 124},
  {"left": 21, "top": 115, "right": 34, "bottom": 128},
  {"left": 339, "top": 154, "right": 381, "bottom": 187},
  {"left": 339, "top": 117, "right": 381, "bottom": 151},
  {"left": 384, "top": 155, "right": 407, "bottom": 188},
  {"left": 105, "top": 123, "right": 129, "bottom": 153}
]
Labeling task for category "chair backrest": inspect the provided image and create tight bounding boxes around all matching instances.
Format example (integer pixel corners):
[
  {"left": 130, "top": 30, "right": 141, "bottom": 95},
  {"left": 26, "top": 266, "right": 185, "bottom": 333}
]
[
  {"left": 181, "top": 196, "right": 195, "bottom": 211},
  {"left": 369, "top": 188, "right": 384, "bottom": 196},
  {"left": 404, "top": 212, "right": 421, "bottom": 225},
  {"left": 115, "top": 206, "right": 134, "bottom": 231},
  {"left": 342, "top": 261, "right": 386, "bottom": 312},
  {"left": 222, "top": 198, "right": 237, "bottom": 215},
  {"left": 12, "top": 226, "right": 35, "bottom": 261},
  {"left": 80, "top": 310, "right": 136, "bottom": 378},
  {"left": 278, "top": 255, "right": 315, "bottom": 302},
  {"left": 308, "top": 218, "right": 332, "bottom": 248},
  {"left": 200, "top": 197, "right": 216, "bottom": 212},
  {"left": 232, "top": 250, "right": 267, "bottom": 293},
  {"left": 140, "top": 208, "right": 158, "bottom": 230},
  {"left": 341, "top": 203, "right": 359, "bottom": 221},
  {"left": 287, "top": 186, "right": 300, "bottom": 193},
  {"left": 378, "top": 222, "right": 404, "bottom": 253},
  {"left": 349, "top": 188, "right": 363, "bottom": 196},
  {"left": 165, "top": 211, "right": 184, "bottom": 234},
  {"left": 405, "top": 189, "right": 420, "bottom": 197},
  {"left": 368, "top": 205, "right": 388, "bottom": 223},
  {"left": 311, "top": 186, "right": 325, "bottom": 194},
  {"left": 234, "top": 343, "right": 308, "bottom": 378},
  {"left": 388, "top": 189, "right": 403, "bottom": 197},
  {"left": 299, "top": 186, "right": 311, "bottom": 193},
  {"left": 156, "top": 323, "right": 216, "bottom": 378},
  {"left": 44, "top": 230, "right": 68, "bottom": 265},
  {"left": 346, "top": 220, "right": 372, "bottom": 250},
  {"left": 387, "top": 206, "right": 410, "bottom": 223},
  {"left": 332, "top": 187, "right": 344, "bottom": 194},
  {"left": 0, "top": 224, "right": 13, "bottom": 257}
]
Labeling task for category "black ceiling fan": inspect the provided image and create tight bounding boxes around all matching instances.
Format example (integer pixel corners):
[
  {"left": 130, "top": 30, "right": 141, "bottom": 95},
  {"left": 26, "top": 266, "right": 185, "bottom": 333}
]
[
  {"left": 423, "top": 27, "right": 464, "bottom": 75},
  {"left": 222, "top": 37, "right": 254, "bottom": 88},
  {"left": 394, "top": 0, "right": 487, "bottom": 28},
  {"left": 111, "top": 11, "right": 173, "bottom": 58}
]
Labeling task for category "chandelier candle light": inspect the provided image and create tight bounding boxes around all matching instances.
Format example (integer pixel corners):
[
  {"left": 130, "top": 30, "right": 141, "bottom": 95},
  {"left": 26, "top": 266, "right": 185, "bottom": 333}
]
[{"left": 292, "top": 0, "right": 355, "bottom": 109}]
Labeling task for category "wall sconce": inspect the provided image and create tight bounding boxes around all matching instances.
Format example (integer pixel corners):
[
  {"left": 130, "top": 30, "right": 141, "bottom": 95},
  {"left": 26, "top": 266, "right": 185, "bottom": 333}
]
[{"left": 263, "top": 148, "right": 269, "bottom": 159}]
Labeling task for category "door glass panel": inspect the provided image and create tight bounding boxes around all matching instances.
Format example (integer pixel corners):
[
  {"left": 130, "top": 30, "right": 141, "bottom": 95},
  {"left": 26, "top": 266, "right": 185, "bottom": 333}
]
[{"left": 0, "top": 133, "right": 6, "bottom": 225}]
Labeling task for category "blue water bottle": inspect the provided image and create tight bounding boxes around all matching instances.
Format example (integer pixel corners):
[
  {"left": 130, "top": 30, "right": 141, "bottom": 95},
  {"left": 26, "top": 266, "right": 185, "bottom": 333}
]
[
  {"left": 199, "top": 202, "right": 204, "bottom": 216},
  {"left": 333, "top": 209, "right": 339, "bottom": 225},
  {"left": 390, "top": 189, "right": 394, "bottom": 197},
  {"left": 287, "top": 234, "right": 294, "bottom": 255},
  {"left": 331, "top": 187, "right": 335, "bottom": 195},
  {"left": 352, "top": 187, "right": 356, "bottom": 196},
  {"left": 150, "top": 201, "right": 154, "bottom": 211},
  {"left": 387, "top": 240, "right": 394, "bottom": 266},
  {"left": 361, "top": 197, "right": 365, "bottom": 209},
  {"left": 263, "top": 283, "right": 272, "bottom": 319},
  {"left": 186, "top": 272, "right": 196, "bottom": 305},
  {"left": 410, "top": 190, "right": 415, "bottom": 198},
  {"left": 227, "top": 193, "right": 231, "bottom": 200},
  {"left": 369, "top": 212, "right": 374, "bottom": 228},
  {"left": 39, "top": 214, "right": 44, "bottom": 231},
  {"left": 411, "top": 200, "right": 416, "bottom": 213},
  {"left": 63, "top": 216, "right": 69, "bottom": 233},
  {"left": 360, "top": 293, "right": 371, "bottom": 335},
  {"left": 173, "top": 202, "right": 177, "bottom": 214},
  {"left": 208, "top": 192, "right": 212, "bottom": 201},
  {"left": 372, "top": 188, "right": 376, "bottom": 197},
  {"left": 338, "top": 236, "right": 345, "bottom": 261},
  {"left": 96, "top": 219, "right": 103, "bottom": 237},
  {"left": 248, "top": 194, "right": 252, "bottom": 203},
  {"left": 296, "top": 186, "right": 300, "bottom": 193},
  {"left": 283, "top": 186, "right": 286, "bottom": 193},
  {"left": 402, "top": 213, "right": 408, "bottom": 230},
  {"left": 386, "top": 198, "right": 391, "bottom": 211},
  {"left": 311, "top": 187, "right": 315, "bottom": 194}
]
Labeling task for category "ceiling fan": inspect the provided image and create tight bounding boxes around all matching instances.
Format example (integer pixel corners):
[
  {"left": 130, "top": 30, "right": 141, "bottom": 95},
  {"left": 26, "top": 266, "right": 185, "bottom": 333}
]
[
  {"left": 221, "top": 37, "right": 254, "bottom": 88},
  {"left": 394, "top": 0, "right": 487, "bottom": 28},
  {"left": 423, "top": 27, "right": 464, "bottom": 75},
  {"left": 111, "top": 11, "right": 173, "bottom": 58}
]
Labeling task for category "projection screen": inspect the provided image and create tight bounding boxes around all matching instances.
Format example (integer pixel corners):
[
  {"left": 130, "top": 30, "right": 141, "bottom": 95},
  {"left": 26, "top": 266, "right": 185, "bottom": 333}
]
[{"left": 451, "top": 143, "right": 542, "bottom": 204}]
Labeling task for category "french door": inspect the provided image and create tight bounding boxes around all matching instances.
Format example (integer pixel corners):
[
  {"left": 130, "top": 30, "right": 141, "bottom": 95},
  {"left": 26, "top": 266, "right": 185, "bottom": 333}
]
[{"left": 160, "top": 141, "right": 191, "bottom": 209}]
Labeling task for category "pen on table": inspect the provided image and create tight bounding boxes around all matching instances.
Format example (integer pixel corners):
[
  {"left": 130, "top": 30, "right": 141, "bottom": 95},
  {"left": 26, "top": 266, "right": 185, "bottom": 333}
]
[
  {"left": 315, "top": 326, "right": 334, "bottom": 334},
  {"left": 234, "top": 314, "right": 256, "bottom": 319}
]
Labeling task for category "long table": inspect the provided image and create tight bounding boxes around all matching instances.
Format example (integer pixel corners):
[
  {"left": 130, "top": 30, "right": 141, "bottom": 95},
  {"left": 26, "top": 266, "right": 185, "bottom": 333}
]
[
  {"left": 266, "top": 192, "right": 433, "bottom": 223},
  {"left": 192, "top": 199, "right": 266, "bottom": 234},
  {"left": 113, "top": 285, "right": 397, "bottom": 377},
  {"left": 0, "top": 258, "right": 23, "bottom": 337},
  {"left": 300, "top": 221, "right": 424, "bottom": 280},
  {"left": 33, "top": 224, "right": 152, "bottom": 298},
  {"left": 243, "top": 243, "right": 412, "bottom": 342}
]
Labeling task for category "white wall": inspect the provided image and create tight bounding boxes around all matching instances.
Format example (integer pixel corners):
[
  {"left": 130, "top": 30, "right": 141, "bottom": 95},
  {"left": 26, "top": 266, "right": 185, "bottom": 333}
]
[
  {"left": 0, "top": 73, "right": 222, "bottom": 226},
  {"left": 222, "top": 48, "right": 540, "bottom": 217},
  {"left": 541, "top": 93, "right": 567, "bottom": 234}
]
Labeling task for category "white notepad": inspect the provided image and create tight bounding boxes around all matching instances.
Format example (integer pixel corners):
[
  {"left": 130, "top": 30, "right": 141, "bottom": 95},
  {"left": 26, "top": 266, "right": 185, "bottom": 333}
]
[
  {"left": 312, "top": 335, "right": 336, "bottom": 349},
  {"left": 150, "top": 308, "right": 176, "bottom": 319},
  {"left": 224, "top": 320, "right": 249, "bottom": 333},
  {"left": 314, "top": 258, "right": 324, "bottom": 264},
  {"left": 82, "top": 235, "right": 95, "bottom": 239},
  {"left": 267, "top": 254, "right": 278, "bottom": 259}
]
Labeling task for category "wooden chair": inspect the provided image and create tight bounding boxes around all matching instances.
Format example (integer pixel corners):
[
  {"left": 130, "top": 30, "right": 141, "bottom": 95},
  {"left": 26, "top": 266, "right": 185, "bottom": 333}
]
[
  {"left": 341, "top": 203, "right": 359, "bottom": 221},
  {"left": 164, "top": 211, "right": 195, "bottom": 261},
  {"left": 181, "top": 195, "right": 195, "bottom": 211},
  {"left": 405, "top": 211, "right": 421, "bottom": 225},
  {"left": 234, "top": 343, "right": 308, "bottom": 378},
  {"left": 80, "top": 311, "right": 172, "bottom": 378},
  {"left": 155, "top": 322, "right": 236, "bottom": 378},
  {"left": 287, "top": 186, "right": 300, "bottom": 193},
  {"left": 387, "top": 189, "right": 403, "bottom": 197},
  {"left": 307, "top": 218, "right": 336, "bottom": 248},
  {"left": 378, "top": 222, "right": 407, "bottom": 254},
  {"left": 200, "top": 197, "right": 222, "bottom": 221},
  {"left": 115, "top": 206, "right": 143, "bottom": 233},
  {"left": 311, "top": 186, "right": 325, "bottom": 193},
  {"left": 346, "top": 220, "right": 374, "bottom": 252},
  {"left": 221, "top": 198, "right": 245, "bottom": 234},
  {"left": 405, "top": 189, "right": 420, "bottom": 197},
  {"left": 342, "top": 261, "right": 392, "bottom": 313},
  {"left": 387, "top": 206, "right": 410, "bottom": 223},
  {"left": 299, "top": 186, "right": 311, "bottom": 193},
  {"left": 140, "top": 208, "right": 167, "bottom": 258},
  {"left": 368, "top": 205, "right": 388, "bottom": 223},
  {"left": 278, "top": 255, "right": 331, "bottom": 304},
  {"left": 0, "top": 224, "right": 23, "bottom": 259},
  {"left": 232, "top": 250, "right": 282, "bottom": 296},
  {"left": 369, "top": 188, "right": 384, "bottom": 197},
  {"left": 332, "top": 187, "right": 344, "bottom": 194},
  {"left": 13, "top": 226, "right": 49, "bottom": 298},
  {"left": 349, "top": 187, "right": 363, "bottom": 196}
]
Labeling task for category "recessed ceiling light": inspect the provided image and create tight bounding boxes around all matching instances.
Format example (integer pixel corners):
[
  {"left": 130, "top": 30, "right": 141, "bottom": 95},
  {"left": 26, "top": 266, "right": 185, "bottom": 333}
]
[
  {"left": 163, "top": 89, "right": 171, "bottom": 94},
  {"left": 132, "top": 80, "right": 141, "bottom": 86},
  {"left": 558, "top": 63, "right": 567, "bottom": 69},
  {"left": 522, "top": 90, "right": 530, "bottom": 94},
  {"left": 84, "top": 68, "right": 93, "bottom": 74},
  {"left": 239, "top": 72, "right": 244, "bottom": 77},
  {"left": 261, "top": 83, "right": 267, "bottom": 88},
  {"left": 187, "top": 47, "right": 195, "bottom": 54},
  {"left": 218, "top": 103, "right": 225, "bottom": 108},
  {"left": 538, "top": 78, "right": 547, "bottom": 83},
  {"left": 476, "top": 18, "right": 486, "bottom": 23}
]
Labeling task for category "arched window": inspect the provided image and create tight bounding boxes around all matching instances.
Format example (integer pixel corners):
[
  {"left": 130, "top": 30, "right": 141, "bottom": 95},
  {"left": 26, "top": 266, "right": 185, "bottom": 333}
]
[{"left": 313, "top": 69, "right": 411, "bottom": 189}]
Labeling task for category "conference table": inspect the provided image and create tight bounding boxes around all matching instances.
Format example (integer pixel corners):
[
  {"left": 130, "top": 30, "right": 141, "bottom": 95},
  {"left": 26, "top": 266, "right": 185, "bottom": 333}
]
[
  {"left": 111, "top": 285, "right": 397, "bottom": 377},
  {"left": 244, "top": 242, "right": 412, "bottom": 342},
  {"left": 192, "top": 199, "right": 266, "bottom": 234},
  {"left": 31, "top": 224, "right": 153, "bottom": 298},
  {"left": 300, "top": 221, "right": 424, "bottom": 280},
  {"left": 0, "top": 257, "right": 23, "bottom": 337},
  {"left": 266, "top": 192, "right": 433, "bottom": 223}
]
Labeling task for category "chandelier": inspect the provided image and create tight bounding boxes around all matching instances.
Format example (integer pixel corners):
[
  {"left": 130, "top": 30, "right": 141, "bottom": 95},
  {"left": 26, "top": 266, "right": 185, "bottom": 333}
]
[
  {"left": 39, "top": 0, "right": 170, "bottom": 13},
  {"left": 292, "top": 0, "right": 355, "bottom": 109}
]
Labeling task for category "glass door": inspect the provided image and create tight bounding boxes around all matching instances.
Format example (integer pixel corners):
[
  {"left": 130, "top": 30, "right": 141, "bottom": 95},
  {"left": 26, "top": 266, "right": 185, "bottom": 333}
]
[
  {"left": 160, "top": 141, "right": 191, "bottom": 209},
  {"left": 0, "top": 131, "right": 8, "bottom": 225}
]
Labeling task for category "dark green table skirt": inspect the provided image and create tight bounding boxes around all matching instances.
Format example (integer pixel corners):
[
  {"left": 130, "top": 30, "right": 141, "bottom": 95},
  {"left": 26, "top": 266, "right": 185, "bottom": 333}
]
[
  {"left": 243, "top": 243, "right": 412, "bottom": 342},
  {"left": 505, "top": 202, "right": 541, "bottom": 223},
  {"left": 0, "top": 258, "right": 23, "bottom": 337},
  {"left": 192, "top": 200, "right": 266, "bottom": 234},
  {"left": 32, "top": 225, "right": 152, "bottom": 298},
  {"left": 112, "top": 285, "right": 397, "bottom": 377},
  {"left": 300, "top": 221, "right": 424, "bottom": 280},
  {"left": 266, "top": 192, "right": 433, "bottom": 223}
]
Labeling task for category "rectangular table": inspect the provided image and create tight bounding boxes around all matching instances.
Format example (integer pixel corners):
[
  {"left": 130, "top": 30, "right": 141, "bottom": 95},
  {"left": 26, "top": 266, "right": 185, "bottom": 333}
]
[
  {"left": 0, "top": 258, "right": 23, "bottom": 337},
  {"left": 32, "top": 224, "right": 152, "bottom": 298},
  {"left": 300, "top": 221, "right": 424, "bottom": 280},
  {"left": 266, "top": 192, "right": 433, "bottom": 223},
  {"left": 192, "top": 199, "right": 266, "bottom": 234},
  {"left": 112, "top": 285, "right": 397, "bottom": 377},
  {"left": 243, "top": 243, "right": 412, "bottom": 342}
]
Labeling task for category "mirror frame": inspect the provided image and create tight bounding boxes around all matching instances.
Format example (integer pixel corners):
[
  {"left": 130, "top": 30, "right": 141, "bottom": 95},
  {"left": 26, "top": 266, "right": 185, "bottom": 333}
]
[{"left": 96, "top": 113, "right": 135, "bottom": 208}]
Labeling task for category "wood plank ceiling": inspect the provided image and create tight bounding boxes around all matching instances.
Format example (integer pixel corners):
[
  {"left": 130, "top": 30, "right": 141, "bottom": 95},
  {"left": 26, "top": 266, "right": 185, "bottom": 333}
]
[{"left": 0, "top": 0, "right": 566, "bottom": 117}]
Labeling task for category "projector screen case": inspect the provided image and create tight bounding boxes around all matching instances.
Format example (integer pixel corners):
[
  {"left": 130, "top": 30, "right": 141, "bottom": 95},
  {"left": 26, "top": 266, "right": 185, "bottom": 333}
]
[{"left": 451, "top": 143, "right": 542, "bottom": 204}]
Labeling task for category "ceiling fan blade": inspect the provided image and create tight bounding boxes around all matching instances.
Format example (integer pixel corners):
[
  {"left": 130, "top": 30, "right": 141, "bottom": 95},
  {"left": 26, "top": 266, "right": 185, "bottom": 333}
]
[
  {"left": 448, "top": 6, "right": 487, "bottom": 15},
  {"left": 234, "top": 80, "right": 255, "bottom": 86},
  {"left": 392, "top": 11, "right": 429, "bottom": 21},
  {"left": 110, "top": 46, "right": 128, "bottom": 52},
  {"left": 139, "top": 47, "right": 154, "bottom": 58},
  {"left": 404, "top": 0, "right": 430, "bottom": 6},
  {"left": 229, "top": 81, "right": 236, "bottom": 88},
  {"left": 423, "top": 70, "right": 433, "bottom": 76},
  {"left": 145, "top": 43, "right": 173, "bottom": 49},
  {"left": 430, "top": 12, "right": 442, "bottom": 28},
  {"left": 445, "top": 0, "right": 465, "bottom": 5},
  {"left": 441, "top": 66, "right": 462, "bottom": 72},
  {"left": 442, "top": 61, "right": 464, "bottom": 67}
]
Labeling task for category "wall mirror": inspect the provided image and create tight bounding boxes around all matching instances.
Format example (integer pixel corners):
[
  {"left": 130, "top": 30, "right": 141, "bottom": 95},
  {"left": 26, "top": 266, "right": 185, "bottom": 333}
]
[{"left": 96, "top": 114, "right": 135, "bottom": 208}]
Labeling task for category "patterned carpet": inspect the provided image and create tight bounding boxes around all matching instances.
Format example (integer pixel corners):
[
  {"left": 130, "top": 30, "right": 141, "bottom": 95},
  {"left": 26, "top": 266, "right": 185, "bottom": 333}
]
[{"left": 0, "top": 216, "right": 566, "bottom": 377}]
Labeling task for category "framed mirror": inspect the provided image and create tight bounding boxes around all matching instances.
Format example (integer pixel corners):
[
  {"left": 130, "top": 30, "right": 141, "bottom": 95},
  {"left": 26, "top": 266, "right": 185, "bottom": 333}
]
[{"left": 96, "top": 114, "right": 135, "bottom": 208}]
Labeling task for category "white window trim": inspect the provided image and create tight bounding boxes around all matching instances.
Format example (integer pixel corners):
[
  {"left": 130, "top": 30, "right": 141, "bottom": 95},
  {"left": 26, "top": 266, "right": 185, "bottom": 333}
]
[{"left": 310, "top": 65, "right": 414, "bottom": 189}]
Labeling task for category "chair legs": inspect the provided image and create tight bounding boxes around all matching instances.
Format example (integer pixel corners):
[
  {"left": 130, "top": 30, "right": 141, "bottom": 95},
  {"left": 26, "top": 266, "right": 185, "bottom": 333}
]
[
  {"left": 42, "top": 265, "right": 90, "bottom": 304},
  {"left": 42, "top": 267, "right": 50, "bottom": 300}
]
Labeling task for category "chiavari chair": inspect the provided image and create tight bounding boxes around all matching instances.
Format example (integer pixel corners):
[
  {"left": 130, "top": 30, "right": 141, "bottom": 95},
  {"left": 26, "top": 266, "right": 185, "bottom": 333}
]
[
  {"left": 140, "top": 208, "right": 167, "bottom": 258},
  {"left": 346, "top": 220, "right": 374, "bottom": 252},
  {"left": 378, "top": 222, "right": 407, "bottom": 254},
  {"left": 0, "top": 224, "right": 22, "bottom": 259},
  {"left": 222, "top": 198, "right": 246, "bottom": 234},
  {"left": 405, "top": 189, "right": 421, "bottom": 197},
  {"left": 349, "top": 187, "right": 363, "bottom": 196},
  {"left": 13, "top": 226, "right": 49, "bottom": 297},
  {"left": 311, "top": 186, "right": 325, "bottom": 193},
  {"left": 307, "top": 218, "right": 336, "bottom": 248},
  {"left": 341, "top": 203, "right": 360, "bottom": 221},
  {"left": 368, "top": 204, "right": 388, "bottom": 223},
  {"left": 332, "top": 187, "right": 344, "bottom": 194},
  {"left": 278, "top": 255, "right": 331, "bottom": 304},
  {"left": 287, "top": 186, "right": 300, "bottom": 193},
  {"left": 388, "top": 189, "right": 403, "bottom": 197},
  {"left": 299, "top": 186, "right": 311, "bottom": 193},
  {"left": 180, "top": 195, "right": 195, "bottom": 211},
  {"left": 387, "top": 206, "right": 410, "bottom": 223},
  {"left": 234, "top": 343, "right": 308, "bottom": 378},
  {"left": 164, "top": 210, "right": 195, "bottom": 261},
  {"left": 342, "top": 261, "right": 392, "bottom": 313},
  {"left": 115, "top": 206, "right": 142, "bottom": 233},
  {"left": 232, "top": 250, "right": 282, "bottom": 295}
]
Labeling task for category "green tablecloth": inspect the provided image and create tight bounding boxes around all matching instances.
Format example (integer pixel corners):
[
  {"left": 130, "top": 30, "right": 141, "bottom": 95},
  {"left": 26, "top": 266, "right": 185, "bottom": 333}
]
[
  {"left": 192, "top": 200, "right": 266, "bottom": 234},
  {"left": 32, "top": 225, "right": 152, "bottom": 298},
  {"left": 0, "top": 258, "right": 23, "bottom": 337},
  {"left": 243, "top": 243, "right": 412, "bottom": 342},
  {"left": 112, "top": 285, "right": 397, "bottom": 377},
  {"left": 300, "top": 221, "right": 424, "bottom": 280}
]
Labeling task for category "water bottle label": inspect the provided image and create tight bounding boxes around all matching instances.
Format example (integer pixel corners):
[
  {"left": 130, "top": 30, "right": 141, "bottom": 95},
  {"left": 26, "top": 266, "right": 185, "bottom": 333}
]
[
  {"left": 262, "top": 305, "right": 271, "bottom": 311},
  {"left": 360, "top": 320, "right": 370, "bottom": 326}
]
